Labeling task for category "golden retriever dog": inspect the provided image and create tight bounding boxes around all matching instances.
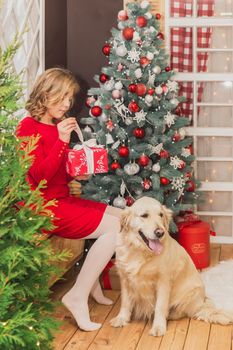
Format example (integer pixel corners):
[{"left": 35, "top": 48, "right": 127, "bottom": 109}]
[{"left": 110, "top": 197, "right": 233, "bottom": 336}]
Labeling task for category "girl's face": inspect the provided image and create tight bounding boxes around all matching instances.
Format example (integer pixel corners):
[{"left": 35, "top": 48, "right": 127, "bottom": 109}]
[{"left": 44, "top": 92, "right": 74, "bottom": 122}]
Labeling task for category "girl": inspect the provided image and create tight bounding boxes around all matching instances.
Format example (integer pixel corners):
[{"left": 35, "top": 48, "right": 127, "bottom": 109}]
[{"left": 17, "top": 67, "right": 121, "bottom": 332}]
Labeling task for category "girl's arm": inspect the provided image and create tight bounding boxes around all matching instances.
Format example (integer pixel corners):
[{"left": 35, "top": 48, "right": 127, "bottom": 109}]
[{"left": 16, "top": 117, "right": 69, "bottom": 184}]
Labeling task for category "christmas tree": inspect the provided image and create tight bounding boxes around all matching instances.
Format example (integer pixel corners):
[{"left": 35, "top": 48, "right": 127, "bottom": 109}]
[
  {"left": 0, "top": 37, "right": 67, "bottom": 349},
  {"left": 81, "top": 0, "right": 198, "bottom": 232}
]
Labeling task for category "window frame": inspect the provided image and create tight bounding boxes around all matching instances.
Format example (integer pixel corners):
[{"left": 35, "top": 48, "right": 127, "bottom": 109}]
[{"left": 165, "top": 0, "right": 233, "bottom": 243}]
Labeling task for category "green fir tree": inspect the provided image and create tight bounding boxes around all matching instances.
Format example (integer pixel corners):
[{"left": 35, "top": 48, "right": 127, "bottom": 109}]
[
  {"left": 81, "top": 1, "right": 198, "bottom": 232},
  {"left": 0, "top": 37, "right": 67, "bottom": 349}
]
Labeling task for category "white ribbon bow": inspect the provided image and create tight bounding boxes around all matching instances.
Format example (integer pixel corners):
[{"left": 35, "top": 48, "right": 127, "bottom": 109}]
[{"left": 73, "top": 124, "right": 103, "bottom": 173}]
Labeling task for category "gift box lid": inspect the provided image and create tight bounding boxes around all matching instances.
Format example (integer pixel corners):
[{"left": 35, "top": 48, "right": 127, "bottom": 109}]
[{"left": 177, "top": 220, "right": 210, "bottom": 234}]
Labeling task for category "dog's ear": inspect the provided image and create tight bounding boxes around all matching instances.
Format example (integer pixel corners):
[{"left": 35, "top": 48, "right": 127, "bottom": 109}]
[
  {"left": 162, "top": 205, "right": 173, "bottom": 231},
  {"left": 120, "top": 208, "right": 133, "bottom": 231}
]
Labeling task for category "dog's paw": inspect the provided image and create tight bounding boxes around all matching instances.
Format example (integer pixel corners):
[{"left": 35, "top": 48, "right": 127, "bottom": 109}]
[
  {"left": 110, "top": 316, "right": 129, "bottom": 328},
  {"left": 149, "top": 323, "right": 166, "bottom": 337}
]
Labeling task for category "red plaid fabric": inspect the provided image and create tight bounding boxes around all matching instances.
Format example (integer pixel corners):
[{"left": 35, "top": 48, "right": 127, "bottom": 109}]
[
  {"left": 170, "top": 0, "right": 214, "bottom": 119},
  {"left": 170, "top": 0, "right": 192, "bottom": 17}
]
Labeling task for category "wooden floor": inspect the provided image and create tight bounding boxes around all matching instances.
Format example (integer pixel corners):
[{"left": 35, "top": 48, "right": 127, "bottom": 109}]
[{"left": 51, "top": 244, "right": 233, "bottom": 350}]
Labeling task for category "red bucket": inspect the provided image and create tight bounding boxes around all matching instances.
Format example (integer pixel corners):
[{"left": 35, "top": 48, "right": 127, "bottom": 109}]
[{"left": 177, "top": 220, "right": 211, "bottom": 269}]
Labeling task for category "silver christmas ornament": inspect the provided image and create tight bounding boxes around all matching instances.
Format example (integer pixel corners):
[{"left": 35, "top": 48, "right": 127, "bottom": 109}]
[
  {"left": 146, "top": 52, "right": 154, "bottom": 60},
  {"left": 124, "top": 162, "right": 140, "bottom": 175},
  {"left": 83, "top": 125, "right": 92, "bottom": 134},
  {"left": 112, "top": 89, "right": 121, "bottom": 99},
  {"left": 115, "top": 81, "right": 123, "bottom": 90},
  {"left": 170, "top": 98, "right": 179, "bottom": 107},
  {"left": 116, "top": 45, "right": 127, "bottom": 57},
  {"left": 118, "top": 22, "right": 125, "bottom": 30},
  {"left": 145, "top": 12, "right": 152, "bottom": 19},
  {"left": 152, "top": 65, "right": 161, "bottom": 74},
  {"left": 152, "top": 163, "right": 161, "bottom": 172},
  {"left": 125, "top": 117, "right": 133, "bottom": 125},
  {"left": 145, "top": 94, "right": 153, "bottom": 103},
  {"left": 104, "top": 79, "right": 115, "bottom": 91},
  {"left": 98, "top": 113, "right": 108, "bottom": 122},
  {"left": 179, "top": 127, "right": 186, "bottom": 139},
  {"left": 155, "top": 86, "right": 163, "bottom": 95},
  {"left": 135, "top": 68, "right": 142, "bottom": 79},
  {"left": 141, "top": 1, "right": 149, "bottom": 9},
  {"left": 113, "top": 196, "right": 126, "bottom": 209}
]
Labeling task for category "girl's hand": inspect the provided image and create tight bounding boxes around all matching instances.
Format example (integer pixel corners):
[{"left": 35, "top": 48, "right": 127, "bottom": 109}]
[
  {"left": 57, "top": 117, "right": 77, "bottom": 143},
  {"left": 74, "top": 175, "right": 90, "bottom": 181},
  {"left": 68, "top": 180, "right": 82, "bottom": 197}
]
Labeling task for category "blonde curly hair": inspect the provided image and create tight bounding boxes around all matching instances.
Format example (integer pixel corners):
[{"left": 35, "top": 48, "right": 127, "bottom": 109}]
[{"left": 26, "top": 67, "right": 80, "bottom": 120}]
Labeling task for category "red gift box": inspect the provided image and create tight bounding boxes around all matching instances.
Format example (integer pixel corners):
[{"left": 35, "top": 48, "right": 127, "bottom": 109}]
[
  {"left": 100, "top": 259, "right": 121, "bottom": 290},
  {"left": 66, "top": 125, "right": 108, "bottom": 176},
  {"left": 177, "top": 218, "right": 212, "bottom": 269},
  {"left": 66, "top": 143, "right": 108, "bottom": 176}
]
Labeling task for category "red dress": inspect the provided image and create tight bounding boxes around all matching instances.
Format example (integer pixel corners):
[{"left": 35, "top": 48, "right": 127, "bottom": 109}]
[{"left": 16, "top": 116, "right": 107, "bottom": 239}]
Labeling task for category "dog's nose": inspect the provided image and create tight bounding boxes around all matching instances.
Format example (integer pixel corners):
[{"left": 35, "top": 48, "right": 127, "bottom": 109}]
[{"left": 154, "top": 228, "right": 164, "bottom": 238}]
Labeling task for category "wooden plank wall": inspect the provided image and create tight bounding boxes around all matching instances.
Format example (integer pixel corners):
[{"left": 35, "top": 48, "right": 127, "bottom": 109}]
[{"left": 123, "top": 0, "right": 165, "bottom": 33}]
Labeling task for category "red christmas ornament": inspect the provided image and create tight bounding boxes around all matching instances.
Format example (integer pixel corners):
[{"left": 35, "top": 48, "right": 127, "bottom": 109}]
[
  {"left": 172, "top": 132, "right": 181, "bottom": 142},
  {"left": 85, "top": 96, "right": 95, "bottom": 108},
  {"left": 105, "top": 104, "right": 112, "bottom": 110},
  {"left": 128, "top": 83, "right": 137, "bottom": 93},
  {"left": 147, "top": 88, "right": 155, "bottom": 95},
  {"left": 140, "top": 56, "right": 150, "bottom": 67},
  {"left": 142, "top": 178, "right": 152, "bottom": 190},
  {"left": 186, "top": 180, "right": 195, "bottom": 192},
  {"left": 122, "top": 27, "right": 134, "bottom": 40},
  {"left": 160, "top": 149, "right": 169, "bottom": 158},
  {"left": 126, "top": 196, "right": 134, "bottom": 206},
  {"left": 185, "top": 171, "right": 192, "bottom": 179},
  {"left": 136, "top": 16, "right": 147, "bottom": 28},
  {"left": 135, "top": 83, "right": 147, "bottom": 96},
  {"left": 118, "top": 10, "right": 128, "bottom": 21},
  {"left": 188, "top": 145, "right": 193, "bottom": 154},
  {"left": 118, "top": 145, "right": 129, "bottom": 158},
  {"left": 117, "top": 63, "right": 124, "bottom": 72},
  {"left": 160, "top": 177, "right": 170, "bottom": 185},
  {"left": 91, "top": 106, "right": 102, "bottom": 117},
  {"left": 111, "top": 160, "right": 121, "bottom": 171},
  {"left": 162, "top": 84, "right": 168, "bottom": 93},
  {"left": 157, "top": 32, "right": 164, "bottom": 40},
  {"left": 133, "top": 127, "right": 145, "bottom": 139},
  {"left": 106, "top": 119, "right": 114, "bottom": 131},
  {"left": 102, "top": 43, "right": 111, "bottom": 56},
  {"left": 99, "top": 73, "right": 109, "bottom": 83},
  {"left": 178, "top": 161, "right": 186, "bottom": 170},
  {"left": 138, "top": 154, "right": 150, "bottom": 167},
  {"left": 128, "top": 101, "right": 140, "bottom": 113},
  {"left": 165, "top": 66, "right": 171, "bottom": 72},
  {"left": 156, "top": 13, "right": 161, "bottom": 20}
]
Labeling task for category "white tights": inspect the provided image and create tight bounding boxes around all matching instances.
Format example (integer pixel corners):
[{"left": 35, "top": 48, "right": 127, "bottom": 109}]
[{"left": 62, "top": 206, "right": 121, "bottom": 331}]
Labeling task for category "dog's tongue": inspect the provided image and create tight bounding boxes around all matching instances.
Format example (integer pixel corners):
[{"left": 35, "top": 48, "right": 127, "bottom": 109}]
[{"left": 148, "top": 239, "right": 163, "bottom": 255}]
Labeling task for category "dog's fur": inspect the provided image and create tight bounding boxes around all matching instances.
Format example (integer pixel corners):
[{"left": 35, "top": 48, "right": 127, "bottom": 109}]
[{"left": 110, "top": 197, "right": 233, "bottom": 336}]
